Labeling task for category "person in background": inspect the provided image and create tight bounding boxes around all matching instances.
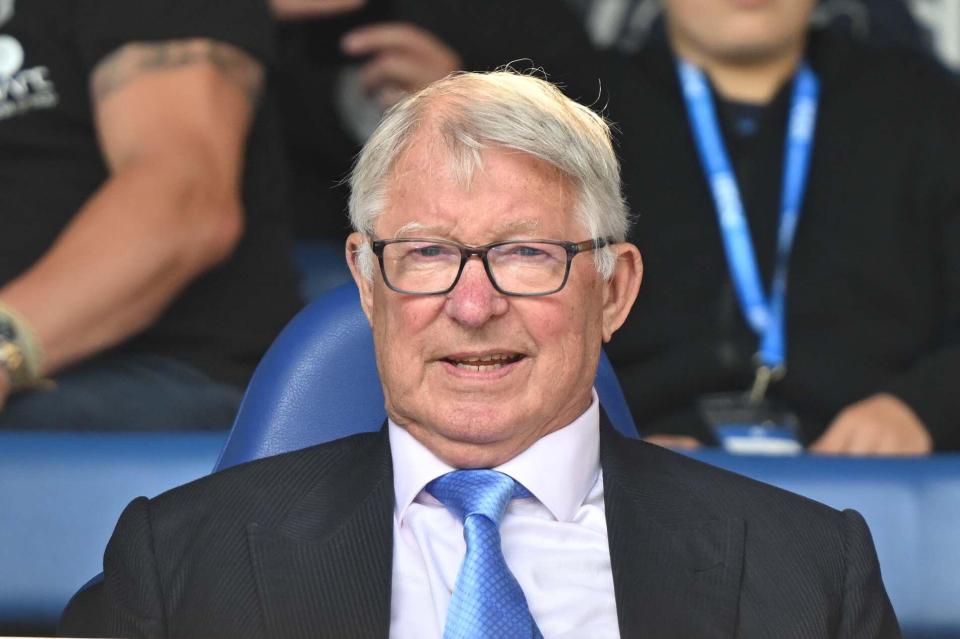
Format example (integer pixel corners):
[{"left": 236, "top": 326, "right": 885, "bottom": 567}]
[
  {"left": 604, "top": 0, "right": 960, "bottom": 454},
  {"left": 564, "top": 0, "right": 932, "bottom": 58},
  {"left": 0, "top": 0, "right": 303, "bottom": 429},
  {"left": 60, "top": 70, "right": 898, "bottom": 639},
  {"left": 267, "top": 0, "right": 600, "bottom": 296}
]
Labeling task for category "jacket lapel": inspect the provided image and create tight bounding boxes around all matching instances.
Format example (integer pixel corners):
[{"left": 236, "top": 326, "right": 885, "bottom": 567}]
[
  {"left": 243, "top": 417, "right": 745, "bottom": 638},
  {"left": 601, "top": 421, "right": 745, "bottom": 639},
  {"left": 246, "top": 429, "right": 394, "bottom": 639}
]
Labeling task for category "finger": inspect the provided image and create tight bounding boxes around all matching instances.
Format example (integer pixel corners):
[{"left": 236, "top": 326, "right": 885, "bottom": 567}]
[
  {"left": 343, "top": 23, "right": 441, "bottom": 57},
  {"left": 873, "top": 432, "right": 907, "bottom": 456},
  {"left": 842, "top": 424, "right": 882, "bottom": 456},
  {"left": 643, "top": 434, "right": 702, "bottom": 450},
  {"left": 809, "top": 420, "right": 854, "bottom": 454},
  {"left": 271, "top": 0, "right": 365, "bottom": 20},
  {"left": 874, "top": 427, "right": 931, "bottom": 457}
]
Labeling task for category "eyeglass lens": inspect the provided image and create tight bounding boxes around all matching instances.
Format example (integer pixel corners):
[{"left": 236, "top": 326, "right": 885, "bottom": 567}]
[{"left": 381, "top": 240, "right": 570, "bottom": 295}]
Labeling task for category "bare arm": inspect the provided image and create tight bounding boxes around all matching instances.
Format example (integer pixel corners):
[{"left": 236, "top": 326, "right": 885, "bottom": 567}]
[{"left": 0, "top": 39, "right": 261, "bottom": 396}]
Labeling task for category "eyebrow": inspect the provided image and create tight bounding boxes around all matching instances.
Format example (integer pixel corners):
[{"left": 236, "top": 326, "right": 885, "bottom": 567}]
[
  {"left": 390, "top": 218, "right": 542, "bottom": 239},
  {"left": 494, "top": 218, "right": 541, "bottom": 235},
  {"left": 392, "top": 221, "right": 435, "bottom": 238}
]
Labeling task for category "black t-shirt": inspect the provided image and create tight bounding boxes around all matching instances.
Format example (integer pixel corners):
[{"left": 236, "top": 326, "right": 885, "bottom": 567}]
[
  {"left": 605, "top": 32, "right": 960, "bottom": 448},
  {"left": 273, "top": 0, "right": 602, "bottom": 238},
  {"left": 0, "top": 0, "right": 303, "bottom": 387}
]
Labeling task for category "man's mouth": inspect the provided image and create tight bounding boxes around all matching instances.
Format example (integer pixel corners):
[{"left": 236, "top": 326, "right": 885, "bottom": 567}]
[{"left": 441, "top": 352, "right": 526, "bottom": 372}]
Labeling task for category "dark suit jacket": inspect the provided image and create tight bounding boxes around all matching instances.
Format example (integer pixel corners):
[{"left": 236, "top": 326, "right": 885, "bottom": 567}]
[{"left": 60, "top": 422, "right": 899, "bottom": 638}]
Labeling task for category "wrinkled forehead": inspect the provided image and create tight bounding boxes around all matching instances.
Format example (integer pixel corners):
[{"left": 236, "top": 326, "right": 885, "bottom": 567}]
[{"left": 376, "top": 131, "right": 581, "bottom": 240}]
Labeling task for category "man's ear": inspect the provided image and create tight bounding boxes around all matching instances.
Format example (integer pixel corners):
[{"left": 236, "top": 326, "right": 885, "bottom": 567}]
[
  {"left": 346, "top": 232, "right": 375, "bottom": 326},
  {"left": 601, "top": 243, "right": 642, "bottom": 343}
]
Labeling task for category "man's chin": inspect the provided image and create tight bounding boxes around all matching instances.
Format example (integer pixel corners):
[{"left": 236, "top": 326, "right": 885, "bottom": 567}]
[{"left": 403, "top": 418, "right": 534, "bottom": 468}]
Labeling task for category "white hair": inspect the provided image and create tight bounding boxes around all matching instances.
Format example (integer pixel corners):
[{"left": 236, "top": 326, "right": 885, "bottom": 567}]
[{"left": 348, "top": 70, "right": 631, "bottom": 280}]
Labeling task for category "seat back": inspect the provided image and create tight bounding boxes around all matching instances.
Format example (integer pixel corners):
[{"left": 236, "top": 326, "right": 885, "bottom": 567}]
[{"left": 216, "top": 283, "right": 638, "bottom": 471}]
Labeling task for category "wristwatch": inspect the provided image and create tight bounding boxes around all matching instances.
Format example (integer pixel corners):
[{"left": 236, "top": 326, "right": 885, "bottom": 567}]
[{"left": 0, "top": 314, "right": 31, "bottom": 389}]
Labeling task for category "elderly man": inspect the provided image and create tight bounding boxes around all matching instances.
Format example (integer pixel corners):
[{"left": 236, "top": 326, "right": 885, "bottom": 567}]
[{"left": 61, "top": 72, "right": 898, "bottom": 638}]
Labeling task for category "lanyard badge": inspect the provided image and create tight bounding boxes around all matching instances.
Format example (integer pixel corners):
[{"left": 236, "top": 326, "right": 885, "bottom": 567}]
[
  {"left": 678, "top": 60, "right": 819, "bottom": 453},
  {"left": 677, "top": 59, "right": 820, "bottom": 405}
]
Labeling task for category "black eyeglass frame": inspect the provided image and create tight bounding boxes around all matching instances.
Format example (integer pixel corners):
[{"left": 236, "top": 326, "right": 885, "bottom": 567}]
[{"left": 369, "top": 237, "right": 611, "bottom": 297}]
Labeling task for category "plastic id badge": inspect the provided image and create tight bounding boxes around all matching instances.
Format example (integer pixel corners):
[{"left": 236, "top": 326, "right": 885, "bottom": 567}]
[{"left": 698, "top": 393, "right": 803, "bottom": 456}]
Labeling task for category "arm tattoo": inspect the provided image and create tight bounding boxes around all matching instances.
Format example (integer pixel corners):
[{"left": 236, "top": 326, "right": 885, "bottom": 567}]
[{"left": 91, "top": 39, "right": 264, "bottom": 104}]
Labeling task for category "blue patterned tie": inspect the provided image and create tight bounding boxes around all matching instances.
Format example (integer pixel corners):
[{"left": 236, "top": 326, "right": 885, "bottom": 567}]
[{"left": 426, "top": 470, "right": 544, "bottom": 639}]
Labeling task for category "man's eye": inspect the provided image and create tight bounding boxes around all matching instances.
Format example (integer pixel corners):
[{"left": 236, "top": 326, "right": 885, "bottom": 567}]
[
  {"left": 500, "top": 244, "right": 555, "bottom": 260},
  {"left": 515, "top": 245, "right": 547, "bottom": 257},
  {"left": 407, "top": 244, "right": 450, "bottom": 259}
]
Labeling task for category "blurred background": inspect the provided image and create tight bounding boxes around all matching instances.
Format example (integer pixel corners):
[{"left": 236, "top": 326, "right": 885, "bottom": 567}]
[{"left": 1, "top": 0, "right": 959, "bottom": 636}]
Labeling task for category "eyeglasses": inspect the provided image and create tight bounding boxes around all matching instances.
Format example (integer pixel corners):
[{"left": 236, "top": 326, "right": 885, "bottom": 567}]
[{"left": 369, "top": 237, "right": 610, "bottom": 297}]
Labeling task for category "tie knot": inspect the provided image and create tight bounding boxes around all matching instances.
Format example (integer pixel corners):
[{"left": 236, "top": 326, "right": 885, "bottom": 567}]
[{"left": 427, "top": 469, "right": 529, "bottom": 525}]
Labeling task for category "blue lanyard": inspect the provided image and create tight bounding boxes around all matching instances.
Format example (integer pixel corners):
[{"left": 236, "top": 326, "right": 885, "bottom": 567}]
[{"left": 676, "top": 59, "right": 819, "bottom": 376}]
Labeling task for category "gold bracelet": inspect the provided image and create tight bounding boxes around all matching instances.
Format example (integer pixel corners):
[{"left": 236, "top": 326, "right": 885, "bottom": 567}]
[
  {"left": 0, "top": 340, "right": 30, "bottom": 389},
  {"left": 0, "top": 301, "right": 44, "bottom": 390}
]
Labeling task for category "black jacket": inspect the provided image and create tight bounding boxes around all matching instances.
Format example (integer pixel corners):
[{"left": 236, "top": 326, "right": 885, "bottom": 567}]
[
  {"left": 61, "top": 421, "right": 898, "bottom": 638},
  {"left": 605, "top": 32, "right": 960, "bottom": 448}
]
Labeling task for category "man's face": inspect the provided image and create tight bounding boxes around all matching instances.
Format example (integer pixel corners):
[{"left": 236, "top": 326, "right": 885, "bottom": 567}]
[
  {"left": 348, "top": 135, "right": 641, "bottom": 468},
  {"left": 664, "top": 0, "right": 816, "bottom": 64}
]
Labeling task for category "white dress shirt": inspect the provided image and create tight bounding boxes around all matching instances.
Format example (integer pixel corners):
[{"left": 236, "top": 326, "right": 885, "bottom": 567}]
[{"left": 388, "top": 390, "right": 620, "bottom": 638}]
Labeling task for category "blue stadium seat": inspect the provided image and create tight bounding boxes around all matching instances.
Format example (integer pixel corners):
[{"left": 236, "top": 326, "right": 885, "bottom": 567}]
[{"left": 292, "top": 238, "right": 353, "bottom": 300}]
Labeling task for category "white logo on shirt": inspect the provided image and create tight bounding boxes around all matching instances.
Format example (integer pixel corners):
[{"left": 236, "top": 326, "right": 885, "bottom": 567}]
[
  {"left": 0, "top": 34, "right": 22, "bottom": 76},
  {"left": 0, "top": 0, "right": 59, "bottom": 121}
]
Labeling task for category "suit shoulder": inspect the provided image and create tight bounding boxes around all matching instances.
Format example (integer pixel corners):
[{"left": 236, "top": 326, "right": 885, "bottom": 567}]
[
  {"left": 146, "top": 430, "right": 385, "bottom": 526},
  {"left": 608, "top": 435, "right": 847, "bottom": 527},
  {"left": 603, "top": 436, "right": 890, "bottom": 593}
]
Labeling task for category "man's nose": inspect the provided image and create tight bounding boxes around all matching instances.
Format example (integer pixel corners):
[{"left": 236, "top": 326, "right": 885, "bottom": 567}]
[{"left": 443, "top": 258, "right": 509, "bottom": 327}]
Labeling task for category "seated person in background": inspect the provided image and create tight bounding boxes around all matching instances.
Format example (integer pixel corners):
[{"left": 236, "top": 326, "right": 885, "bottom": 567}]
[
  {"left": 565, "top": 0, "right": 932, "bottom": 57},
  {"left": 604, "top": 0, "right": 960, "bottom": 454},
  {"left": 0, "top": 0, "right": 303, "bottom": 429},
  {"left": 267, "top": 0, "right": 600, "bottom": 284},
  {"left": 61, "top": 71, "right": 898, "bottom": 639}
]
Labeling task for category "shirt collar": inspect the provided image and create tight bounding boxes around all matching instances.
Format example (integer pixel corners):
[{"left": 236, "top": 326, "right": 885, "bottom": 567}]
[{"left": 389, "top": 388, "right": 601, "bottom": 524}]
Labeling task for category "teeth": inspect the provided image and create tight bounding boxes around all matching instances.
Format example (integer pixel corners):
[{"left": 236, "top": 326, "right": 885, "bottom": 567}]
[
  {"left": 461, "top": 353, "right": 511, "bottom": 363},
  {"left": 450, "top": 353, "right": 519, "bottom": 370},
  {"left": 456, "top": 362, "right": 505, "bottom": 371}
]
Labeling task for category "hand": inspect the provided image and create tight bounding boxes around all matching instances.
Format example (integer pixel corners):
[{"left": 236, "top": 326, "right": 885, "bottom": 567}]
[
  {"left": 810, "top": 393, "right": 933, "bottom": 456},
  {"left": 269, "top": 0, "right": 365, "bottom": 21},
  {"left": 342, "top": 23, "right": 462, "bottom": 109},
  {"left": 644, "top": 434, "right": 703, "bottom": 451}
]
